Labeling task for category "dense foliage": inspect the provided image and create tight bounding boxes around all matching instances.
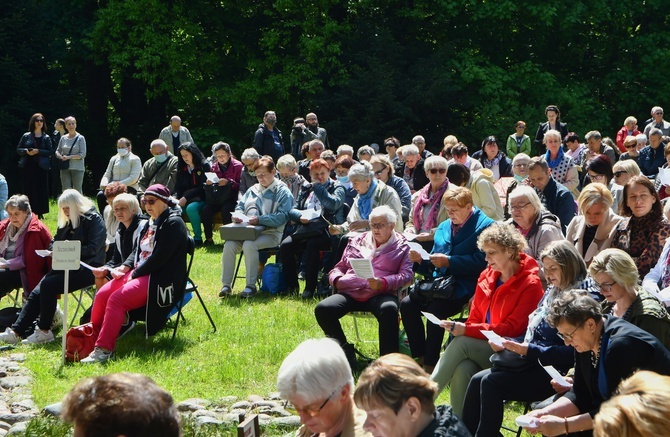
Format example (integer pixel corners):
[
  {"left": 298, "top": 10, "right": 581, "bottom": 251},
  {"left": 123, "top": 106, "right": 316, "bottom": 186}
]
[{"left": 2, "top": 0, "right": 669, "bottom": 194}]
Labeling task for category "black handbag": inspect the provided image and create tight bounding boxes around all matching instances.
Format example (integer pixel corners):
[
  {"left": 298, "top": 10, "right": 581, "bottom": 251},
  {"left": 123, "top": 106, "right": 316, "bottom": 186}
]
[
  {"left": 291, "top": 216, "right": 329, "bottom": 242},
  {"left": 410, "top": 275, "right": 456, "bottom": 304},
  {"left": 204, "top": 183, "right": 233, "bottom": 206},
  {"left": 490, "top": 349, "right": 535, "bottom": 372}
]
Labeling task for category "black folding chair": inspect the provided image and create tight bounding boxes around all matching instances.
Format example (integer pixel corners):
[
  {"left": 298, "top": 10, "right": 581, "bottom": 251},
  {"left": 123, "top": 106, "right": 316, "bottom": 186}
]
[{"left": 170, "top": 237, "right": 217, "bottom": 340}]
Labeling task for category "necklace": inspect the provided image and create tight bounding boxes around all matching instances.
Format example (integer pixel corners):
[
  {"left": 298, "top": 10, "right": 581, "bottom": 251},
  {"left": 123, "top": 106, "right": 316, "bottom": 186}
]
[{"left": 591, "top": 331, "right": 603, "bottom": 368}]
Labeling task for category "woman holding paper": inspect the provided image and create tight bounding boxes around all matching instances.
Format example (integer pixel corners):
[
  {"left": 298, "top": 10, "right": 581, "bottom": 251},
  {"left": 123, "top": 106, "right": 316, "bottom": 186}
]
[
  {"left": 201, "top": 142, "right": 243, "bottom": 245},
  {"left": 462, "top": 241, "right": 596, "bottom": 436},
  {"left": 400, "top": 186, "right": 495, "bottom": 373},
  {"left": 0, "top": 190, "right": 106, "bottom": 345},
  {"left": 280, "top": 158, "right": 345, "bottom": 298},
  {"left": 430, "top": 223, "right": 544, "bottom": 417},
  {"left": 523, "top": 293, "right": 670, "bottom": 437},
  {"left": 0, "top": 195, "right": 52, "bottom": 301},
  {"left": 175, "top": 142, "right": 210, "bottom": 245},
  {"left": 315, "top": 205, "right": 413, "bottom": 370}
]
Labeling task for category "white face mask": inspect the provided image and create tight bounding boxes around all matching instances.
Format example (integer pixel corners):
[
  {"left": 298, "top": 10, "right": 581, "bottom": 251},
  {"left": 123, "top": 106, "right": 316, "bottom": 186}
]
[{"left": 117, "top": 148, "right": 129, "bottom": 157}]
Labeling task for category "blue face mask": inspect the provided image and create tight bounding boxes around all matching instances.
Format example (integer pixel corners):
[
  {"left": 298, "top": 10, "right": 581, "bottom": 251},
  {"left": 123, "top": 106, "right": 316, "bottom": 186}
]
[
  {"left": 337, "top": 175, "right": 349, "bottom": 184},
  {"left": 154, "top": 154, "right": 167, "bottom": 163},
  {"left": 514, "top": 174, "right": 527, "bottom": 182}
]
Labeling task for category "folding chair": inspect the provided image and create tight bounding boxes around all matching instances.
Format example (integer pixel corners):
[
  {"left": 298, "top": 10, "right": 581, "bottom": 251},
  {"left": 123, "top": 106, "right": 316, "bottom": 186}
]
[
  {"left": 231, "top": 246, "right": 279, "bottom": 289},
  {"left": 351, "top": 285, "right": 410, "bottom": 344},
  {"left": 501, "top": 401, "right": 531, "bottom": 436},
  {"left": 69, "top": 286, "right": 95, "bottom": 326},
  {"left": 6, "top": 288, "right": 21, "bottom": 308},
  {"left": 170, "top": 237, "right": 217, "bottom": 340}
]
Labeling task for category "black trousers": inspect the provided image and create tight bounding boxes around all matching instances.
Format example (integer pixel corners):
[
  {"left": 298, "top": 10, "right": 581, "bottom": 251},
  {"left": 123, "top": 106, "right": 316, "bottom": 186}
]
[
  {"left": 400, "top": 293, "right": 469, "bottom": 366},
  {"left": 12, "top": 269, "right": 95, "bottom": 335},
  {"left": 0, "top": 270, "right": 22, "bottom": 299},
  {"left": 315, "top": 293, "right": 399, "bottom": 356},
  {"left": 280, "top": 232, "right": 332, "bottom": 291},
  {"left": 462, "top": 366, "right": 555, "bottom": 437},
  {"left": 201, "top": 200, "right": 236, "bottom": 240}
]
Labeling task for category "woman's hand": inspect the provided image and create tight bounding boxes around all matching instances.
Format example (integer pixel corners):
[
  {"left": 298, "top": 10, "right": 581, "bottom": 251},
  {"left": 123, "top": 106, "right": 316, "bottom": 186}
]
[
  {"left": 178, "top": 197, "right": 187, "bottom": 207},
  {"left": 299, "top": 217, "right": 310, "bottom": 224},
  {"left": 329, "top": 225, "right": 343, "bottom": 235},
  {"left": 414, "top": 232, "right": 432, "bottom": 242},
  {"left": 408, "top": 250, "right": 422, "bottom": 263},
  {"left": 91, "top": 267, "right": 108, "bottom": 279},
  {"left": 489, "top": 341, "right": 505, "bottom": 352},
  {"left": 219, "top": 179, "right": 228, "bottom": 186},
  {"left": 550, "top": 377, "right": 573, "bottom": 394},
  {"left": 438, "top": 320, "right": 465, "bottom": 336},
  {"left": 367, "top": 278, "right": 383, "bottom": 290},
  {"left": 249, "top": 216, "right": 260, "bottom": 226},
  {"left": 502, "top": 339, "right": 528, "bottom": 356},
  {"left": 429, "top": 254, "right": 449, "bottom": 268},
  {"left": 232, "top": 217, "right": 243, "bottom": 224},
  {"left": 525, "top": 414, "right": 568, "bottom": 437},
  {"left": 205, "top": 180, "right": 213, "bottom": 185}
]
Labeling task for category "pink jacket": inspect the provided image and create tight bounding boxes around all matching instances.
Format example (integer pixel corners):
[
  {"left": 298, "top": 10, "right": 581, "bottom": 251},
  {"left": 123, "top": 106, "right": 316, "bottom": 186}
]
[{"left": 329, "top": 231, "right": 413, "bottom": 302}]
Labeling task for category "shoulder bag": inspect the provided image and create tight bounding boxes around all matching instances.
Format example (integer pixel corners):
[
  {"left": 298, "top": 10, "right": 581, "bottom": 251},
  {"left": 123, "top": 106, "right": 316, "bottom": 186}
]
[
  {"left": 409, "top": 275, "right": 456, "bottom": 305},
  {"left": 58, "top": 135, "right": 79, "bottom": 170}
]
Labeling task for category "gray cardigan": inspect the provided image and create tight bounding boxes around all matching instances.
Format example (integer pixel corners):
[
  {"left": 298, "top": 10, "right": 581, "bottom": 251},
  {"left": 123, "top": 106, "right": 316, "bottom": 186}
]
[{"left": 57, "top": 134, "right": 87, "bottom": 171}]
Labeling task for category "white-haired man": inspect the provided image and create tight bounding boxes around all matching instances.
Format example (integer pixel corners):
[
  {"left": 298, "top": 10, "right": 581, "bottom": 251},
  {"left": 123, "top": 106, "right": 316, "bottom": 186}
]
[
  {"left": 412, "top": 135, "right": 434, "bottom": 159},
  {"left": 137, "top": 139, "right": 179, "bottom": 194},
  {"left": 643, "top": 106, "right": 670, "bottom": 138},
  {"left": 158, "top": 115, "right": 194, "bottom": 154}
]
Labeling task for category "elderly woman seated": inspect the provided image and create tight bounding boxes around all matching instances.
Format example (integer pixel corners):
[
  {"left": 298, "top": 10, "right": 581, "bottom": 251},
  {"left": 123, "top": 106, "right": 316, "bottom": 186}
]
[
  {"left": 400, "top": 187, "right": 495, "bottom": 373},
  {"left": 523, "top": 292, "right": 670, "bottom": 437},
  {"left": 80, "top": 184, "right": 189, "bottom": 363},
  {"left": 395, "top": 144, "right": 428, "bottom": 193},
  {"left": 277, "top": 338, "right": 367, "bottom": 437},
  {"left": 219, "top": 157, "right": 293, "bottom": 298},
  {"left": 430, "top": 223, "right": 544, "bottom": 417},
  {"left": 590, "top": 248, "right": 670, "bottom": 349},
  {"left": 565, "top": 183, "right": 622, "bottom": 265},
  {"left": 0, "top": 195, "right": 52, "bottom": 301},
  {"left": 354, "top": 353, "right": 470, "bottom": 437},
  {"left": 506, "top": 185, "right": 564, "bottom": 274},
  {"left": 316, "top": 206, "right": 413, "bottom": 369},
  {"left": 370, "top": 154, "right": 411, "bottom": 223},
  {"left": 404, "top": 156, "right": 450, "bottom": 250}
]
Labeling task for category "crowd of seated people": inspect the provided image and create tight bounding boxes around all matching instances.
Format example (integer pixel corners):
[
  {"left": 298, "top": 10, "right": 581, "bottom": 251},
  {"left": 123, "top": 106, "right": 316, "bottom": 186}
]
[{"left": 5, "top": 108, "right": 670, "bottom": 436}]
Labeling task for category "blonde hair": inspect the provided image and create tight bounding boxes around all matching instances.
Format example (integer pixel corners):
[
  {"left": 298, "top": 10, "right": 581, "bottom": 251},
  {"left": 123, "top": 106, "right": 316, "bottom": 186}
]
[
  {"left": 577, "top": 183, "right": 613, "bottom": 213},
  {"left": 57, "top": 189, "right": 95, "bottom": 229},
  {"left": 354, "top": 353, "right": 437, "bottom": 415},
  {"left": 112, "top": 193, "right": 141, "bottom": 216},
  {"left": 588, "top": 248, "right": 639, "bottom": 292},
  {"left": 612, "top": 159, "right": 640, "bottom": 176},
  {"left": 594, "top": 371, "right": 670, "bottom": 437}
]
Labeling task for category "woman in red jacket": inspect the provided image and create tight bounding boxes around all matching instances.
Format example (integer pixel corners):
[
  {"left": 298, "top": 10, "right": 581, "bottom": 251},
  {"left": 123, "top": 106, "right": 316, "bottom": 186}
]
[
  {"left": 0, "top": 195, "right": 52, "bottom": 301},
  {"left": 430, "top": 222, "right": 544, "bottom": 417}
]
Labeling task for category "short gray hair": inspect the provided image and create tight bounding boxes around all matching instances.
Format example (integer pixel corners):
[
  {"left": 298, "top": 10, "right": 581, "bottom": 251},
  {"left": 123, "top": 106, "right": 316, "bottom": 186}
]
[
  {"left": 337, "top": 144, "right": 354, "bottom": 157},
  {"left": 424, "top": 155, "right": 448, "bottom": 171},
  {"left": 369, "top": 205, "right": 398, "bottom": 225},
  {"left": 512, "top": 153, "right": 531, "bottom": 165},
  {"left": 636, "top": 134, "right": 647, "bottom": 145},
  {"left": 543, "top": 129, "right": 562, "bottom": 143},
  {"left": 150, "top": 139, "right": 168, "bottom": 151},
  {"left": 585, "top": 131, "right": 602, "bottom": 141},
  {"left": 276, "top": 154, "right": 297, "bottom": 171},
  {"left": 277, "top": 338, "right": 353, "bottom": 404},
  {"left": 402, "top": 144, "right": 420, "bottom": 157},
  {"left": 5, "top": 195, "right": 31, "bottom": 214},
  {"left": 649, "top": 128, "right": 663, "bottom": 138},
  {"left": 412, "top": 135, "right": 426, "bottom": 145},
  {"left": 509, "top": 185, "right": 542, "bottom": 215},
  {"left": 348, "top": 161, "right": 374, "bottom": 182},
  {"left": 357, "top": 145, "right": 375, "bottom": 159},
  {"left": 241, "top": 148, "right": 261, "bottom": 161}
]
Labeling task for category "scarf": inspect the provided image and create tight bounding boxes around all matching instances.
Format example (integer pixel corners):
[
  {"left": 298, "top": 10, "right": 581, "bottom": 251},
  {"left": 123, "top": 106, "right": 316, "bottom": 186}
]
[
  {"left": 545, "top": 148, "right": 565, "bottom": 169},
  {"left": 412, "top": 179, "right": 449, "bottom": 231},
  {"left": 357, "top": 179, "right": 378, "bottom": 220},
  {"left": 358, "top": 228, "right": 397, "bottom": 259},
  {"left": 483, "top": 153, "right": 502, "bottom": 169},
  {"left": 0, "top": 213, "right": 33, "bottom": 255}
]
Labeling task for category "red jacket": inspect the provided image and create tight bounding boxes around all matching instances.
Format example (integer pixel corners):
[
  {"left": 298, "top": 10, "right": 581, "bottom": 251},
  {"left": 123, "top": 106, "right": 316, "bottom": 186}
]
[
  {"left": 615, "top": 126, "right": 641, "bottom": 152},
  {"left": 464, "top": 252, "right": 544, "bottom": 339},
  {"left": 0, "top": 215, "right": 52, "bottom": 298}
]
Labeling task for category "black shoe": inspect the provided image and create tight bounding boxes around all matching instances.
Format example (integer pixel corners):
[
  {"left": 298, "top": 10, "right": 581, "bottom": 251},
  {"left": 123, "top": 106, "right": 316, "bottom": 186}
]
[
  {"left": 301, "top": 289, "right": 314, "bottom": 299},
  {"left": 117, "top": 321, "right": 136, "bottom": 339},
  {"left": 240, "top": 286, "right": 257, "bottom": 298},
  {"left": 203, "top": 238, "right": 214, "bottom": 247},
  {"left": 194, "top": 239, "right": 203, "bottom": 247},
  {"left": 219, "top": 285, "right": 232, "bottom": 298}
]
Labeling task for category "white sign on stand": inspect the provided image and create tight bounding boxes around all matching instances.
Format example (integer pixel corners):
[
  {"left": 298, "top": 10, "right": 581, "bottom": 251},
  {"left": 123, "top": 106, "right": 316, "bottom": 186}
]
[{"left": 51, "top": 241, "right": 81, "bottom": 365}]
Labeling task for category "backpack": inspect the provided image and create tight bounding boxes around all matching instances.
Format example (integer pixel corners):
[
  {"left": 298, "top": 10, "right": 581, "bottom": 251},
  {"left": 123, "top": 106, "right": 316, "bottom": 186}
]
[
  {"left": 65, "top": 323, "right": 96, "bottom": 362},
  {"left": 0, "top": 307, "right": 21, "bottom": 332},
  {"left": 260, "top": 263, "right": 286, "bottom": 295}
]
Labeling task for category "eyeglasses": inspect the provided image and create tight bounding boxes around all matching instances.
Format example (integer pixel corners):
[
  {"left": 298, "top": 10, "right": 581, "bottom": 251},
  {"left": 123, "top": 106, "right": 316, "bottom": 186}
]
[
  {"left": 370, "top": 222, "right": 389, "bottom": 230},
  {"left": 625, "top": 144, "right": 636, "bottom": 149},
  {"left": 655, "top": 112, "right": 664, "bottom": 115},
  {"left": 557, "top": 323, "right": 584, "bottom": 341},
  {"left": 295, "top": 390, "right": 336, "bottom": 417},
  {"left": 428, "top": 168, "right": 447, "bottom": 175},
  {"left": 594, "top": 280, "right": 616, "bottom": 292},
  {"left": 141, "top": 197, "right": 159, "bottom": 206},
  {"left": 613, "top": 170, "right": 628, "bottom": 177},
  {"left": 588, "top": 173, "right": 606, "bottom": 181},
  {"left": 509, "top": 202, "right": 531, "bottom": 211}
]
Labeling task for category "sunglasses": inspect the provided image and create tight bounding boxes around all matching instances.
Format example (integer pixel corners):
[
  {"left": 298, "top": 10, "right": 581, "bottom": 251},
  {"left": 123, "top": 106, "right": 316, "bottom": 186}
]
[
  {"left": 428, "top": 168, "right": 447, "bottom": 175},
  {"left": 35, "top": 119, "right": 44, "bottom": 122},
  {"left": 614, "top": 170, "right": 628, "bottom": 177},
  {"left": 374, "top": 168, "right": 385, "bottom": 176},
  {"left": 141, "top": 197, "right": 159, "bottom": 206}
]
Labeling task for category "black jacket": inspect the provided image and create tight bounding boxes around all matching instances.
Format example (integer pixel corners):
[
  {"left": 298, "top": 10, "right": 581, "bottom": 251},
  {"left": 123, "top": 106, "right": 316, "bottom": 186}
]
[
  {"left": 535, "top": 121, "right": 568, "bottom": 155},
  {"left": 253, "top": 123, "right": 284, "bottom": 162},
  {"left": 472, "top": 150, "right": 513, "bottom": 178},
  {"left": 564, "top": 316, "right": 670, "bottom": 417},
  {"left": 105, "top": 214, "right": 145, "bottom": 270},
  {"left": 539, "top": 176, "right": 575, "bottom": 234},
  {"left": 395, "top": 159, "right": 429, "bottom": 192},
  {"left": 417, "top": 405, "right": 471, "bottom": 437},
  {"left": 52, "top": 207, "right": 106, "bottom": 268},
  {"left": 175, "top": 162, "right": 211, "bottom": 201},
  {"left": 131, "top": 207, "right": 189, "bottom": 336}
]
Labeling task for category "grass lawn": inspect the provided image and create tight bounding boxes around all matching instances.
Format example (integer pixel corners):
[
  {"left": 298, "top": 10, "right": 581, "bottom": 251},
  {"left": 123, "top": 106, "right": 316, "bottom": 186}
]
[{"left": 3, "top": 200, "right": 528, "bottom": 436}]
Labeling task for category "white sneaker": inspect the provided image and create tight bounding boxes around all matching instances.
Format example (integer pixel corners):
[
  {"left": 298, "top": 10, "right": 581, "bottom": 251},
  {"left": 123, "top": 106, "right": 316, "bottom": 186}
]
[
  {"left": 80, "top": 347, "right": 113, "bottom": 364},
  {"left": 51, "top": 305, "right": 64, "bottom": 332},
  {"left": 0, "top": 328, "right": 19, "bottom": 345},
  {"left": 21, "top": 329, "right": 54, "bottom": 345}
]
